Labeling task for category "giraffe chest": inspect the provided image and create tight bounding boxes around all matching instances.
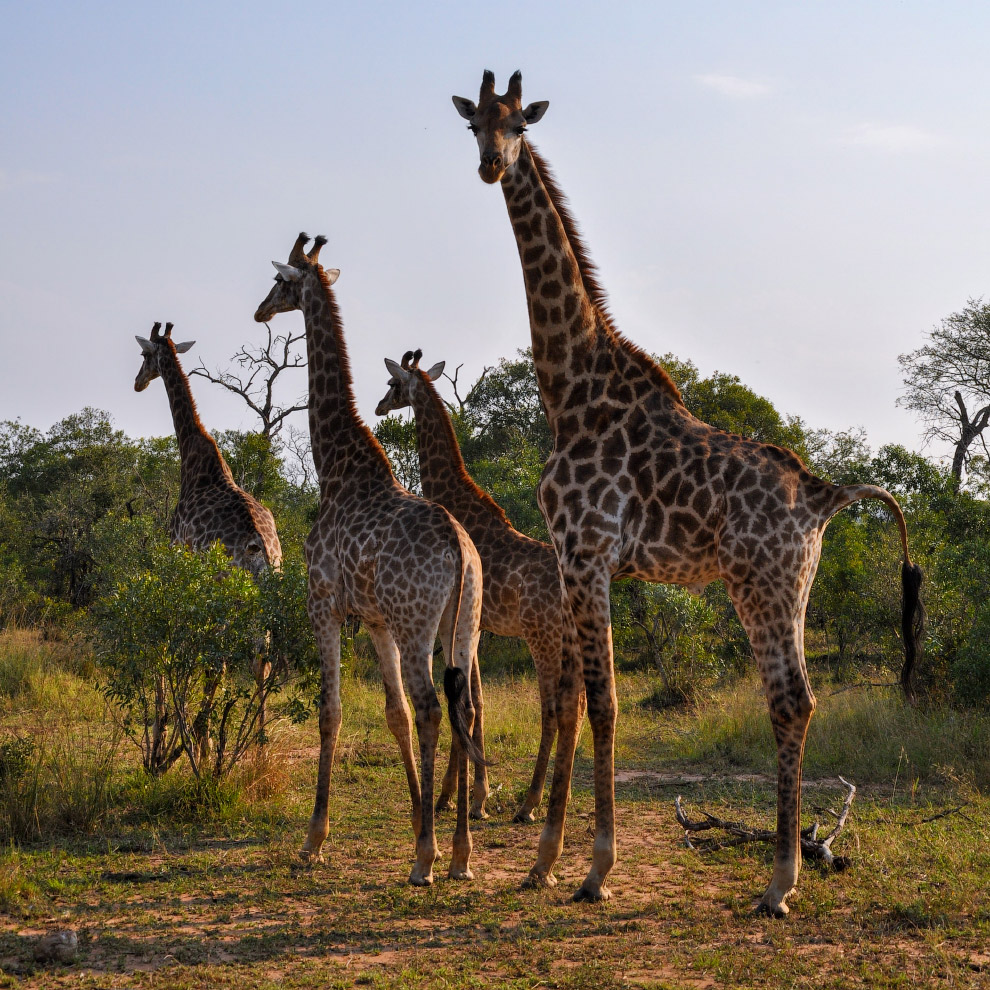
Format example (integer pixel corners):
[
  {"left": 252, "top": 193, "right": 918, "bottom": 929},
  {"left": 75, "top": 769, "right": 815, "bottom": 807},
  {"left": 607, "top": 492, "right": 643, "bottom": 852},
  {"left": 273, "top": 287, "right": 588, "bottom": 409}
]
[{"left": 537, "top": 425, "right": 725, "bottom": 587}]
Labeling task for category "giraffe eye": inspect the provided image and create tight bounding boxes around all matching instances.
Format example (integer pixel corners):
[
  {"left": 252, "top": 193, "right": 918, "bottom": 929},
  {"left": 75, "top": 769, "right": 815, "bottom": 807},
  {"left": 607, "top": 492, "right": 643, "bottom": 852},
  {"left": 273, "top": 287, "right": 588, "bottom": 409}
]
[{"left": 515, "top": 125, "right": 526, "bottom": 136}]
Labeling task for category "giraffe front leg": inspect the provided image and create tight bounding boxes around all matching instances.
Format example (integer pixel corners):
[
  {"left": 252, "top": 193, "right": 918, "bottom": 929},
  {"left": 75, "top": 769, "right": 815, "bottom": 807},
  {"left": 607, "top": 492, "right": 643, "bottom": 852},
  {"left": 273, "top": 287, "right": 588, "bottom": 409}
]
[
  {"left": 565, "top": 568, "right": 616, "bottom": 903},
  {"left": 301, "top": 601, "right": 342, "bottom": 863}
]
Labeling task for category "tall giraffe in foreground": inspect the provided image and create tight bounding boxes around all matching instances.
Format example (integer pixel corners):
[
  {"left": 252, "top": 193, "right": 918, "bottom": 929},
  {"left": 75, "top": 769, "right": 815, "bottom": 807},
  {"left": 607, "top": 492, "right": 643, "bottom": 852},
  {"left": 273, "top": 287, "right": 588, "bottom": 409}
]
[
  {"left": 133, "top": 321, "right": 283, "bottom": 760},
  {"left": 254, "top": 234, "right": 488, "bottom": 884},
  {"left": 376, "top": 349, "right": 567, "bottom": 823},
  {"left": 453, "top": 71, "right": 924, "bottom": 916}
]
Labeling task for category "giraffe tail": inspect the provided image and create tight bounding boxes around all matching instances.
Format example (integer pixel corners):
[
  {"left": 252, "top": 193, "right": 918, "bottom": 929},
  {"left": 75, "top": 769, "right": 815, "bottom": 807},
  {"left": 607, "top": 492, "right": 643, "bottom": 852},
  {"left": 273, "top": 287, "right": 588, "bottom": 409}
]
[
  {"left": 829, "top": 484, "right": 926, "bottom": 704},
  {"left": 443, "top": 667, "right": 490, "bottom": 766}
]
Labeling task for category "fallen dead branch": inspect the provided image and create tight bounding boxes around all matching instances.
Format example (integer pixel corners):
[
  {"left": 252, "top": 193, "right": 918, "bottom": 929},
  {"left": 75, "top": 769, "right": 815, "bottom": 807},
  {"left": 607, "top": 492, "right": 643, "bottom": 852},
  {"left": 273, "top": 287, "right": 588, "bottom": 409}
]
[{"left": 675, "top": 776, "right": 856, "bottom": 871}]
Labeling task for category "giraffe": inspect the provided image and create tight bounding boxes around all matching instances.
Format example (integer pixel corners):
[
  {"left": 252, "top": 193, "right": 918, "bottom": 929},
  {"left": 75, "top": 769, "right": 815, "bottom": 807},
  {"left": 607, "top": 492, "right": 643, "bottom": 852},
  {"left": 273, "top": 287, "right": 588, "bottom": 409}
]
[
  {"left": 452, "top": 70, "right": 925, "bottom": 916},
  {"left": 253, "top": 233, "right": 488, "bottom": 885},
  {"left": 133, "top": 321, "right": 283, "bottom": 761},
  {"left": 375, "top": 348, "right": 569, "bottom": 823}
]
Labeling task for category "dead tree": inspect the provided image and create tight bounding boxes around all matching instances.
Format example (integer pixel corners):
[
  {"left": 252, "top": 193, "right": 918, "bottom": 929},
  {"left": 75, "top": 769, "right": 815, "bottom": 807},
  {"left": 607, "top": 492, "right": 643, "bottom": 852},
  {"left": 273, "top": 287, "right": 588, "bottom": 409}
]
[{"left": 190, "top": 324, "right": 307, "bottom": 439}]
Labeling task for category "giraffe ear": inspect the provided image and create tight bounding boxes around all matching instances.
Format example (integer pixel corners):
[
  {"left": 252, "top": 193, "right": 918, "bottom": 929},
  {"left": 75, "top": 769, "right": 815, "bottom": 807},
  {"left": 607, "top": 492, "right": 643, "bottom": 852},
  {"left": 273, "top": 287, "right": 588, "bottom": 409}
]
[
  {"left": 426, "top": 361, "right": 445, "bottom": 381},
  {"left": 325, "top": 268, "right": 340, "bottom": 285},
  {"left": 174, "top": 340, "right": 196, "bottom": 354},
  {"left": 522, "top": 101, "right": 549, "bottom": 125},
  {"left": 384, "top": 358, "right": 407, "bottom": 379},
  {"left": 135, "top": 336, "right": 154, "bottom": 355},
  {"left": 272, "top": 261, "right": 303, "bottom": 281},
  {"left": 452, "top": 96, "right": 477, "bottom": 120}
]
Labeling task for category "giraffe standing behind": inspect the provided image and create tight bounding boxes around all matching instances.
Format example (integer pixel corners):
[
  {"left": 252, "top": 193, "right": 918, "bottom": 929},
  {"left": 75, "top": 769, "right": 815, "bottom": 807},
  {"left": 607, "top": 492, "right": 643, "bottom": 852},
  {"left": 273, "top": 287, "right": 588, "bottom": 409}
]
[
  {"left": 133, "top": 321, "right": 283, "bottom": 761},
  {"left": 376, "top": 348, "right": 570, "bottom": 823},
  {"left": 254, "top": 233, "right": 488, "bottom": 885},
  {"left": 452, "top": 71, "right": 924, "bottom": 916}
]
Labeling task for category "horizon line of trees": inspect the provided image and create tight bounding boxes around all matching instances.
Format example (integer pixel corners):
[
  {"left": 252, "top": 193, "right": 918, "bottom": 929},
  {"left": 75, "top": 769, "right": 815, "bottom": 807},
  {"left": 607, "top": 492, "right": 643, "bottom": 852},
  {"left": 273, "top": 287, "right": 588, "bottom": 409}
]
[{"left": 2, "top": 298, "right": 990, "bottom": 713}]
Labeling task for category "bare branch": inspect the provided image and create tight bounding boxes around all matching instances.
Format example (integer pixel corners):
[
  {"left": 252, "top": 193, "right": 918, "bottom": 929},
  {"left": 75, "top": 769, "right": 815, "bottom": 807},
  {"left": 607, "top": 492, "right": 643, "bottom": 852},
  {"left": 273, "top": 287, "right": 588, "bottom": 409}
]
[
  {"left": 443, "top": 362, "right": 493, "bottom": 416},
  {"left": 674, "top": 777, "right": 856, "bottom": 871},
  {"left": 190, "top": 324, "right": 308, "bottom": 437}
]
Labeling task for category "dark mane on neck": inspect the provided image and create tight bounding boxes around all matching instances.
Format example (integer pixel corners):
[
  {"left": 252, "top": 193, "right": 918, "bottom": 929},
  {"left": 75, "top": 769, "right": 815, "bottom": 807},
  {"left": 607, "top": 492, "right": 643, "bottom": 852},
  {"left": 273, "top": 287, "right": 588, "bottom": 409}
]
[
  {"left": 525, "top": 143, "right": 684, "bottom": 407},
  {"left": 164, "top": 339, "right": 234, "bottom": 479},
  {"left": 420, "top": 374, "right": 512, "bottom": 526},
  {"left": 316, "top": 266, "right": 394, "bottom": 473}
]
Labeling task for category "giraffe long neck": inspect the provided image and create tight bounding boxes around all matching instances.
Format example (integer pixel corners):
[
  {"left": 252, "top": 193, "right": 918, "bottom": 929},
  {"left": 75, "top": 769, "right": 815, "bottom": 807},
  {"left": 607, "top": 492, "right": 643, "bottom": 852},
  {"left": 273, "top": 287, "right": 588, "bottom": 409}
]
[
  {"left": 157, "top": 346, "right": 233, "bottom": 489},
  {"left": 500, "top": 142, "right": 684, "bottom": 430},
  {"left": 412, "top": 378, "right": 510, "bottom": 527},
  {"left": 500, "top": 141, "right": 601, "bottom": 428},
  {"left": 300, "top": 270, "right": 393, "bottom": 490}
]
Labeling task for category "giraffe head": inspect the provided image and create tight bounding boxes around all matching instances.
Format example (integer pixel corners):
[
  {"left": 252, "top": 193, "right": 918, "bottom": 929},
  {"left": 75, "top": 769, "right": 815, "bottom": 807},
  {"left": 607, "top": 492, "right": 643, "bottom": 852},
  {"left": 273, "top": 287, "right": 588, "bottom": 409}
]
[
  {"left": 452, "top": 70, "right": 549, "bottom": 184},
  {"left": 374, "top": 349, "right": 445, "bottom": 417},
  {"left": 254, "top": 233, "right": 340, "bottom": 323},
  {"left": 134, "top": 322, "right": 196, "bottom": 392}
]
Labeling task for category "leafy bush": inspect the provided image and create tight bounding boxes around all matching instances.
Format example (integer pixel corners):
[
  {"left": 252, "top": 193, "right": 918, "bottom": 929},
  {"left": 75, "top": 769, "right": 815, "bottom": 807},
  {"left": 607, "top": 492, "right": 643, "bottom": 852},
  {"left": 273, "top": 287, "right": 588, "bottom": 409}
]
[
  {"left": 92, "top": 541, "right": 267, "bottom": 777},
  {"left": 91, "top": 542, "right": 317, "bottom": 778}
]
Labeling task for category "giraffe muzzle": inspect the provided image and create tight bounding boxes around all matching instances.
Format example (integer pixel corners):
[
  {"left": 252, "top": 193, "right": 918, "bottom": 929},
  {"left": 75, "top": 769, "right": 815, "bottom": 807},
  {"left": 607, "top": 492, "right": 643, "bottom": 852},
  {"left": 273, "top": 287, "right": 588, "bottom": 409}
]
[{"left": 479, "top": 154, "right": 505, "bottom": 184}]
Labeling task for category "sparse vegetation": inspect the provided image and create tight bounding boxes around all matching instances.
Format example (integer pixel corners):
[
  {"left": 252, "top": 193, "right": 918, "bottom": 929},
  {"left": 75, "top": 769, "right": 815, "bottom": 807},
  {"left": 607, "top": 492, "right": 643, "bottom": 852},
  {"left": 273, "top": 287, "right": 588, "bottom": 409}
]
[
  {"left": 1, "top": 349, "right": 989, "bottom": 984},
  {"left": 0, "top": 632, "right": 986, "bottom": 986}
]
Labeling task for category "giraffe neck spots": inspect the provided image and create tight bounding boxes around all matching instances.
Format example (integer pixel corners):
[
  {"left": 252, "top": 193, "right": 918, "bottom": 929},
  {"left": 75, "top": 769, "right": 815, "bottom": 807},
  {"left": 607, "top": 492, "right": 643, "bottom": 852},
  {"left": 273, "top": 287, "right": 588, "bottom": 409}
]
[
  {"left": 157, "top": 347, "right": 233, "bottom": 487},
  {"left": 298, "top": 272, "right": 394, "bottom": 489}
]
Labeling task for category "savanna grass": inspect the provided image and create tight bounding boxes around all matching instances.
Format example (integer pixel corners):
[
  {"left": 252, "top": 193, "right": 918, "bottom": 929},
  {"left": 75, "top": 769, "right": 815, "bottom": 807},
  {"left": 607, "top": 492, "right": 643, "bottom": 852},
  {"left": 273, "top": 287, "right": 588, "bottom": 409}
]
[{"left": 0, "top": 629, "right": 988, "bottom": 987}]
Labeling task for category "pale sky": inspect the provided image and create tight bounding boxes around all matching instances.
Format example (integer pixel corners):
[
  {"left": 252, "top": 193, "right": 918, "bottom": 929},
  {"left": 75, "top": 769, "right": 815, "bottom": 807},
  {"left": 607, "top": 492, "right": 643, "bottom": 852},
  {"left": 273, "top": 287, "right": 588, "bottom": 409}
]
[{"left": 2, "top": 1, "right": 988, "bottom": 464}]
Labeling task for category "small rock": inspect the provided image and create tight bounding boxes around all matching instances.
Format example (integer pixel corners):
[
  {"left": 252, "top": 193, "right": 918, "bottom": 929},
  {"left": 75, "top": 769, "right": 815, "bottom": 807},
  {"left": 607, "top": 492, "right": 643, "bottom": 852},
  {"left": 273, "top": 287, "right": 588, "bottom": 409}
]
[{"left": 33, "top": 930, "right": 78, "bottom": 965}]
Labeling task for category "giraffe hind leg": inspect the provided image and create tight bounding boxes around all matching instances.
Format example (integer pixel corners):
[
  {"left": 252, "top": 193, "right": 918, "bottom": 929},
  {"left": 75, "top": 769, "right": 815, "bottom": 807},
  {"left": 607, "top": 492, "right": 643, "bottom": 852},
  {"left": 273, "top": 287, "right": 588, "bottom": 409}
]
[
  {"left": 366, "top": 623, "right": 423, "bottom": 837},
  {"left": 300, "top": 599, "right": 342, "bottom": 862},
  {"left": 728, "top": 576, "right": 817, "bottom": 917}
]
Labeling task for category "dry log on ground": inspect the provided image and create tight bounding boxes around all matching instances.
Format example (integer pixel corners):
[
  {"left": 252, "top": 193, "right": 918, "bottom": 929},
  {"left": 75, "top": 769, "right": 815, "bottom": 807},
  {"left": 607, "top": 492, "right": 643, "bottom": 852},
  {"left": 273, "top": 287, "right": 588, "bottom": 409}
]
[{"left": 675, "top": 776, "right": 856, "bottom": 871}]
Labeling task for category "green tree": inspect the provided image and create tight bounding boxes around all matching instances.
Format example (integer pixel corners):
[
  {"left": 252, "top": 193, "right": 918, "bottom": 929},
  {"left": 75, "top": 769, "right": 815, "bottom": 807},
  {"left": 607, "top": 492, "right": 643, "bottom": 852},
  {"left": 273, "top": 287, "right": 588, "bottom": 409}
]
[{"left": 898, "top": 297, "right": 990, "bottom": 483}]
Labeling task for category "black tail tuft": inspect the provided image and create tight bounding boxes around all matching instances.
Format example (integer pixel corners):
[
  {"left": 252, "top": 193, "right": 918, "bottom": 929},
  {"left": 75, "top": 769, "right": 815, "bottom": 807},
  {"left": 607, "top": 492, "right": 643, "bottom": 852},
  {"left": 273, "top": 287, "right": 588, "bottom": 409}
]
[
  {"left": 443, "top": 667, "right": 490, "bottom": 767},
  {"left": 900, "top": 561, "right": 926, "bottom": 704}
]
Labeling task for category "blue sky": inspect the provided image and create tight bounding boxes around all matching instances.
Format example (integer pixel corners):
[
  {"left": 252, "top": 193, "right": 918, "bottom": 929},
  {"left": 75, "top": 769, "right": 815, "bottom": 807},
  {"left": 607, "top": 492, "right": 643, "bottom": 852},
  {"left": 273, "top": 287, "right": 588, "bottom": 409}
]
[{"left": 2, "top": 1, "right": 988, "bottom": 461}]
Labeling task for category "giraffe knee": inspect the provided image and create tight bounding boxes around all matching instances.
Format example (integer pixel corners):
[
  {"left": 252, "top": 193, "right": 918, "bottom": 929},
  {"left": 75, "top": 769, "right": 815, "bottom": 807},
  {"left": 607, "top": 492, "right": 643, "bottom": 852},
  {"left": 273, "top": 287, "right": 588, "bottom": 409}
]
[
  {"left": 319, "top": 703, "right": 342, "bottom": 739},
  {"left": 385, "top": 703, "right": 411, "bottom": 739},
  {"left": 415, "top": 700, "right": 442, "bottom": 736}
]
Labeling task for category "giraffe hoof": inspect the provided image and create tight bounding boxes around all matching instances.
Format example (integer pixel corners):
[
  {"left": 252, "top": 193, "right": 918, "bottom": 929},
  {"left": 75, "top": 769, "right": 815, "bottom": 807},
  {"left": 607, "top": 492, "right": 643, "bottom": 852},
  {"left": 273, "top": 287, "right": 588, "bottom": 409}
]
[
  {"left": 573, "top": 883, "right": 611, "bottom": 903},
  {"left": 469, "top": 807, "right": 489, "bottom": 821},
  {"left": 408, "top": 870, "right": 434, "bottom": 887},
  {"left": 448, "top": 866, "right": 474, "bottom": 881},
  {"left": 298, "top": 849, "right": 324, "bottom": 865},
  {"left": 755, "top": 899, "right": 789, "bottom": 918},
  {"left": 521, "top": 869, "right": 557, "bottom": 890},
  {"left": 512, "top": 809, "right": 538, "bottom": 824},
  {"left": 435, "top": 797, "right": 453, "bottom": 814}
]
